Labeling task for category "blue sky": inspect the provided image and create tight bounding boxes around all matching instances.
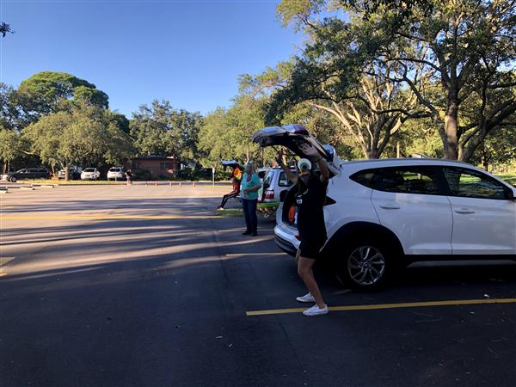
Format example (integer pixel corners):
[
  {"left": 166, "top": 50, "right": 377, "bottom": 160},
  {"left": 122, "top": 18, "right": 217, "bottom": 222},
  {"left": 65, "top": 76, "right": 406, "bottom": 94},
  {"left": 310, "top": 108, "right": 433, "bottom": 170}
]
[{"left": 0, "top": 0, "right": 304, "bottom": 116}]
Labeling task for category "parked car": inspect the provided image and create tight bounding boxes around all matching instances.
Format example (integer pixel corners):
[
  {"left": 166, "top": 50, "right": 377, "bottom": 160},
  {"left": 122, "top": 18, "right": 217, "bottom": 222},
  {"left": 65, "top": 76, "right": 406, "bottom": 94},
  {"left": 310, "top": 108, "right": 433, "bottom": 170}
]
[
  {"left": 58, "top": 168, "right": 81, "bottom": 180},
  {"left": 253, "top": 125, "right": 516, "bottom": 290},
  {"left": 81, "top": 168, "right": 100, "bottom": 180},
  {"left": 257, "top": 167, "right": 294, "bottom": 218},
  {"left": 107, "top": 167, "right": 124, "bottom": 181},
  {"left": 1, "top": 168, "right": 51, "bottom": 182}
]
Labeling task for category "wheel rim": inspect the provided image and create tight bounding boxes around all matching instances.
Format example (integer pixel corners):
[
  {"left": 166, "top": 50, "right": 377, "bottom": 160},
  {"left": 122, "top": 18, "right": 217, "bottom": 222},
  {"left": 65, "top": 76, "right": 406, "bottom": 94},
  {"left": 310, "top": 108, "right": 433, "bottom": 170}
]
[{"left": 347, "top": 246, "right": 386, "bottom": 286}]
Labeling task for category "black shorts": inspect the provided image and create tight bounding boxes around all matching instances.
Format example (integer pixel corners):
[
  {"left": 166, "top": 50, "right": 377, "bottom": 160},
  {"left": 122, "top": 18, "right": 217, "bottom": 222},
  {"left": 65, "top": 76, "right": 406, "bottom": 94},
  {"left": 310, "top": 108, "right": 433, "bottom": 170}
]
[{"left": 299, "top": 236, "right": 326, "bottom": 259}]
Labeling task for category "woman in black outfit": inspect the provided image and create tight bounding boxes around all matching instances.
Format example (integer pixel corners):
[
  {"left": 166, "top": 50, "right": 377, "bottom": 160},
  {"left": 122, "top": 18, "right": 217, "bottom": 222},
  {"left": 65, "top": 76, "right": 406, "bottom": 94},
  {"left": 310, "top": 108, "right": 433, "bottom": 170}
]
[{"left": 276, "top": 144, "right": 330, "bottom": 317}]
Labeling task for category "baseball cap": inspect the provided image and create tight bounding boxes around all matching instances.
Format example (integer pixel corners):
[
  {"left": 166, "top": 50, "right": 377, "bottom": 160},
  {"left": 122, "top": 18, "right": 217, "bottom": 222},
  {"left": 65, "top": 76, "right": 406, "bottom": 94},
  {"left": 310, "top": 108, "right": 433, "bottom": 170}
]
[{"left": 297, "top": 158, "right": 312, "bottom": 171}]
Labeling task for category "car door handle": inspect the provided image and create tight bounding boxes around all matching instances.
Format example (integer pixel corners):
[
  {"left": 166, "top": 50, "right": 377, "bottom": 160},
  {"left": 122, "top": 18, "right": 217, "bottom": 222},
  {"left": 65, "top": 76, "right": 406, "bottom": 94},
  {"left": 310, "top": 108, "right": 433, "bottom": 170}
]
[
  {"left": 380, "top": 203, "right": 401, "bottom": 210},
  {"left": 455, "top": 208, "right": 475, "bottom": 214}
]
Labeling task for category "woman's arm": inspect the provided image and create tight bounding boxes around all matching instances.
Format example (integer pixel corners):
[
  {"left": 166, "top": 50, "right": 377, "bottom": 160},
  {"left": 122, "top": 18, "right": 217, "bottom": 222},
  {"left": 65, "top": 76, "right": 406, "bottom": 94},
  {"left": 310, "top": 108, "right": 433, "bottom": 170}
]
[
  {"left": 315, "top": 157, "right": 330, "bottom": 185},
  {"left": 245, "top": 175, "right": 262, "bottom": 192},
  {"left": 276, "top": 149, "right": 298, "bottom": 184}
]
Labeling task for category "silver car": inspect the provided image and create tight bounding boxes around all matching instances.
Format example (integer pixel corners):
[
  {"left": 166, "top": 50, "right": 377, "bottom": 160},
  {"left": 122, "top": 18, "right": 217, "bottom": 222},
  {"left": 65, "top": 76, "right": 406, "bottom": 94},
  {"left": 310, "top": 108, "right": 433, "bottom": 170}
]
[{"left": 257, "top": 168, "right": 294, "bottom": 218}]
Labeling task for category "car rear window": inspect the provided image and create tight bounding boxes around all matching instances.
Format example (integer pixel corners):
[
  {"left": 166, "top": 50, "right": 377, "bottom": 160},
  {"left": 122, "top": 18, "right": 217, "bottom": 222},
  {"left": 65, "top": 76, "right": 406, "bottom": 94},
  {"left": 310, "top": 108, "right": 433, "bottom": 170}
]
[
  {"left": 110, "top": 168, "right": 121, "bottom": 172},
  {"left": 263, "top": 171, "right": 274, "bottom": 187},
  {"left": 84, "top": 168, "right": 95, "bottom": 172}
]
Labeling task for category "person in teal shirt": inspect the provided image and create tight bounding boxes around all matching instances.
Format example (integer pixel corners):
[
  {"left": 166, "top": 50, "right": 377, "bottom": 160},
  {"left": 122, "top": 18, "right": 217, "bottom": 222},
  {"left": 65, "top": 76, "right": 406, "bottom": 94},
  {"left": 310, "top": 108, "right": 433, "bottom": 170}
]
[{"left": 240, "top": 162, "right": 262, "bottom": 236}]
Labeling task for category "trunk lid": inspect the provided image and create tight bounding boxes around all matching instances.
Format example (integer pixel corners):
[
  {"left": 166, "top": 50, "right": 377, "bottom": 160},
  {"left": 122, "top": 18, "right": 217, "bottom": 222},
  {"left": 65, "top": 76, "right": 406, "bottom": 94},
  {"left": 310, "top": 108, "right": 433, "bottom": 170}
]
[{"left": 252, "top": 124, "right": 340, "bottom": 177}]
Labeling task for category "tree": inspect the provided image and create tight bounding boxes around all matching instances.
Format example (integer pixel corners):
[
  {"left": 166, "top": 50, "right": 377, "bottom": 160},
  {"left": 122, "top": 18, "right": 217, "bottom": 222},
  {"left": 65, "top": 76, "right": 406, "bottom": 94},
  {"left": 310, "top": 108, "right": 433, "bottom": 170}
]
[
  {"left": 110, "top": 112, "right": 130, "bottom": 134},
  {"left": 23, "top": 102, "right": 133, "bottom": 179},
  {"left": 0, "top": 127, "right": 23, "bottom": 173},
  {"left": 170, "top": 109, "right": 203, "bottom": 163},
  {"left": 18, "top": 71, "right": 109, "bottom": 117},
  {"left": 130, "top": 100, "right": 179, "bottom": 157},
  {"left": 199, "top": 94, "right": 266, "bottom": 167},
  {"left": 0, "top": 83, "right": 30, "bottom": 130},
  {"left": 275, "top": 0, "right": 516, "bottom": 161}
]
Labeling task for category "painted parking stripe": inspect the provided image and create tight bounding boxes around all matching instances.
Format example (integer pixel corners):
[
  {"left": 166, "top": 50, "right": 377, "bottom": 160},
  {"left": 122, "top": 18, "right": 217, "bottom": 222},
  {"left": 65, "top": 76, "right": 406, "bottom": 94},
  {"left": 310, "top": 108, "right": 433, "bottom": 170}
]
[
  {"left": 0, "top": 257, "right": 15, "bottom": 276},
  {"left": 0, "top": 215, "right": 217, "bottom": 220},
  {"left": 0, "top": 257, "right": 15, "bottom": 267},
  {"left": 246, "top": 298, "right": 516, "bottom": 316},
  {"left": 225, "top": 253, "right": 287, "bottom": 257}
]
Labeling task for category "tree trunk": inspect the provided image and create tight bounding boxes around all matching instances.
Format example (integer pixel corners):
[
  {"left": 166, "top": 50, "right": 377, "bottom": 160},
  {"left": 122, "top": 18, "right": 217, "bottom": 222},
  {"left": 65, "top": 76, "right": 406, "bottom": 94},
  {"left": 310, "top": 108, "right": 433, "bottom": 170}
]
[
  {"left": 443, "top": 100, "right": 460, "bottom": 160},
  {"left": 481, "top": 153, "right": 489, "bottom": 172},
  {"left": 65, "top": 164, "right": 69, "bottom": 181},
  {"left": 459, "top": 127, "right": 487, "bottom": 162}
]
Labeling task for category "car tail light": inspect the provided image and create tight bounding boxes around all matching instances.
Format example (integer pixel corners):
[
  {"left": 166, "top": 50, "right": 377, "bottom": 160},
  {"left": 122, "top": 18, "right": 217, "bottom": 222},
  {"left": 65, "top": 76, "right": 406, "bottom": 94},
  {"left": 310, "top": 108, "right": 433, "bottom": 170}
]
[{"left": 264, "top": 190, "right": 275, "bottom": 200}]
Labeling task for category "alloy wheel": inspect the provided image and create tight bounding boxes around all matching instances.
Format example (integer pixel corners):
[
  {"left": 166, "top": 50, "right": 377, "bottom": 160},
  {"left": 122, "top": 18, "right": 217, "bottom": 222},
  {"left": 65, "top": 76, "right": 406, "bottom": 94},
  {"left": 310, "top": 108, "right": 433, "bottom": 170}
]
[{"left": 347, "top": 246, "right": 386, "bottom": 286}]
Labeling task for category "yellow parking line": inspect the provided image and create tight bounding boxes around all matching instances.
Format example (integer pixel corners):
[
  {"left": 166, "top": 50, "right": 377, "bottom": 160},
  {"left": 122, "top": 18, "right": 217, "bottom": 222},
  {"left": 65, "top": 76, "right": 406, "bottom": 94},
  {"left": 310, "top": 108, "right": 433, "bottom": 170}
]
[
  {"left": 226, "top": 253, "right": 287, "bottom": 257},
  {"left": 0, "top": 257, "right": 15, "bottom": 277},
  {"left": 246, "top": 298, "right": 516, "bottom": 316},
  {"left": 0, "top": 257, "right": 15, "bottom": 267},
  {"left": 0, "top": 215, "right": 217, "bottom": 220}
]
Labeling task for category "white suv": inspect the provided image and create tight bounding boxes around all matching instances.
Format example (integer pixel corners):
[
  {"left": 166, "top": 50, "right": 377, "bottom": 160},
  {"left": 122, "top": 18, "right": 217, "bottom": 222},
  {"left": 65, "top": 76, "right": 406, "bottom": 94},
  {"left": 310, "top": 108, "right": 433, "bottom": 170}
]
[{"left": 253, "top": 125, "right": 516, "bottom": 290}]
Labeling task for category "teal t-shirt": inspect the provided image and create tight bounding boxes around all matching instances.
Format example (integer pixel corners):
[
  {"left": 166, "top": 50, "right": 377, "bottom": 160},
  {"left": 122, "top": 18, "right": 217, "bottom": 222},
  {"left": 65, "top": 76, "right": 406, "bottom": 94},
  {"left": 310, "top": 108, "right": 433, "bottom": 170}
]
[{"left": 240, "top": 173, "right": 262, "bottom": 200}]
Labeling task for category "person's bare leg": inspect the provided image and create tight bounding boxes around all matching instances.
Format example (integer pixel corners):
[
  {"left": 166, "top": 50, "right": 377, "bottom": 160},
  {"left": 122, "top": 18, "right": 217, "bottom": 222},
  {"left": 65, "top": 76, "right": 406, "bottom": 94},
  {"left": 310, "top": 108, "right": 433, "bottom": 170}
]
[
  {"left": 295, "top": 249, "right": 301, "bottom": 264},
  {"left": 297, "top": 257, "right": 325, "bottom": 308}
]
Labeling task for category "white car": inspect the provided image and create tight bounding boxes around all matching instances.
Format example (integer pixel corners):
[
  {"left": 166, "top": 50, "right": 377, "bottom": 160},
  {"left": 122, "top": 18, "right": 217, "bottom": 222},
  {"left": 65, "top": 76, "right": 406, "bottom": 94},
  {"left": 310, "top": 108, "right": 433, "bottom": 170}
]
[
  {"left": 81, "top": 168, "right": 100, "bottom": 180},
  {"left": 253, "top": 125, "right": 516, "bottom": 290},
  {"left": 107, "top": 167, "right": 124, "bottom": 181}
]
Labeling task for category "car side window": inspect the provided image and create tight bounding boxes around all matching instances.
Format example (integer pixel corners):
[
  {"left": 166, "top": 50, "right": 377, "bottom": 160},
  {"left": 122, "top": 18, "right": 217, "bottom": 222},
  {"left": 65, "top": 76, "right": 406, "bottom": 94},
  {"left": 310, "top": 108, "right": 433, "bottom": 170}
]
[
  {"left": 443, "top": 167, "right": 508, "bottom": 200},
  {"left": 278, "top": 172, "right": 293, "bottom": 187},
  {"left": 351, "top": 167, "right": 441, "bottom": 195}
]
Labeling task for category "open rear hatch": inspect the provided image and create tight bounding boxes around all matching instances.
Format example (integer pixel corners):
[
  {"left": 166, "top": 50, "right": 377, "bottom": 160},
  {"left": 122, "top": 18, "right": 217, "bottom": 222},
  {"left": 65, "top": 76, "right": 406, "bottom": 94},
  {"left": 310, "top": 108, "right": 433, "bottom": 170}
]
[{"left": 252, "top": 124, "right": 340, "bottom": 177}]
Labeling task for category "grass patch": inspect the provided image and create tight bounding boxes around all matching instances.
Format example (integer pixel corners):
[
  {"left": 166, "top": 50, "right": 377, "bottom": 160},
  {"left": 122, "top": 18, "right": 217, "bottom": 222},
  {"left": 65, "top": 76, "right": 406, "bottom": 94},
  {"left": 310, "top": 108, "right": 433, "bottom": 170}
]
[{"left": 215, "top": 208, "right": 244, "bottom": 218}]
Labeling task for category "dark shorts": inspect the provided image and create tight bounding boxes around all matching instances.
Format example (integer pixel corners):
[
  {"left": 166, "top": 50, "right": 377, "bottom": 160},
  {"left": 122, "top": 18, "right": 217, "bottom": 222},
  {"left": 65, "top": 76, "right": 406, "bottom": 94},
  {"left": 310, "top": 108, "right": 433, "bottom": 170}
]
[{"left": 299, "top": 236, "right": 326, "bottom": 259}]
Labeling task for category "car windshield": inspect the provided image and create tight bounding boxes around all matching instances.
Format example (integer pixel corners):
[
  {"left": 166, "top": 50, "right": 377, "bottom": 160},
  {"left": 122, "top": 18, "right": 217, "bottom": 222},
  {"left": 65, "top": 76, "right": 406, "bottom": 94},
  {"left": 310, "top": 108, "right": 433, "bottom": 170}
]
[
  {"left": 110, "top": 168, "right": 120, "bottom": 172},
  {"left": 84, "top": 168, "right": 95, "bottom": 172}
]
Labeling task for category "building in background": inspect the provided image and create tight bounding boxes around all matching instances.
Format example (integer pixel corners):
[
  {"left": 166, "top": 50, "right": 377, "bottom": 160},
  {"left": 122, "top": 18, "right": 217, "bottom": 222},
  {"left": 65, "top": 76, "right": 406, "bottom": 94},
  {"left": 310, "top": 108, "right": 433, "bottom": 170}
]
[{"left": 128, "top": 156, "right": 177, "bottom": 179}]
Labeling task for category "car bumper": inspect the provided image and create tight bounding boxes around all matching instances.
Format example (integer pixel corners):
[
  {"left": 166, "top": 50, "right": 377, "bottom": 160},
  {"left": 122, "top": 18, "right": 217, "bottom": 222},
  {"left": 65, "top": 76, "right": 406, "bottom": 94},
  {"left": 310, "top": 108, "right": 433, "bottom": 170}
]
[{"left": 274, "top": 224, "right": 299, "bottom": 256}]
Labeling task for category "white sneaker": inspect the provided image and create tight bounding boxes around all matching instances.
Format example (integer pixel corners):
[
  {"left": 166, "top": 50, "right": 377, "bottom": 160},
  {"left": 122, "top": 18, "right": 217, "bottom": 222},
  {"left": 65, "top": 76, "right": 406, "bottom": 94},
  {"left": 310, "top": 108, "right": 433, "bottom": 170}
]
[
  {"left": 303, "top": 304, "right": 329, "bottom": 317},
  {"left": 296, "top": 292, "right": 316, "bottom": 303}
]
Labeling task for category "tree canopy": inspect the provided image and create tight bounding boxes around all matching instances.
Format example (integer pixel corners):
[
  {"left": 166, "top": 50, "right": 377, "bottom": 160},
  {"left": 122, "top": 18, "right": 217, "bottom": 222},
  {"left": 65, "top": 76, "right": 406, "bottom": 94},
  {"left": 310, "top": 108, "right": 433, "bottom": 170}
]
[
  {"left": 23, "top": 101, "right": 133, "bottom": 173},
  {"left": 18, "top": 71, "right": 109, "bottom": 117},
  {"left": 271, "top": 0, "right": 516, "bottom": 161}
]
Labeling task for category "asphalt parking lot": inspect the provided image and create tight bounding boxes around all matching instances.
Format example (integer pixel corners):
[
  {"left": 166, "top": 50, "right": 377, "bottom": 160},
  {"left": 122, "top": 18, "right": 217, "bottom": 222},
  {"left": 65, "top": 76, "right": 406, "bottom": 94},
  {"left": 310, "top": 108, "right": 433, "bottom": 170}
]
[{"left": 2, "top": 185, "right": 516, "bottom": 387}]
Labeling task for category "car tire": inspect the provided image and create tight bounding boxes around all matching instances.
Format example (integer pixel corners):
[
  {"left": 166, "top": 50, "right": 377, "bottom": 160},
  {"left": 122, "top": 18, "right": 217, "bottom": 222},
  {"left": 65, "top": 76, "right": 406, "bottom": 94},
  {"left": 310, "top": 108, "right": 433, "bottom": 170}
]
[
  {"left": 334, "top": 238, "right": 393, "bottom": 291},
  {"left": 8, "top": 177, "right": 16, "bottom": 183}
]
